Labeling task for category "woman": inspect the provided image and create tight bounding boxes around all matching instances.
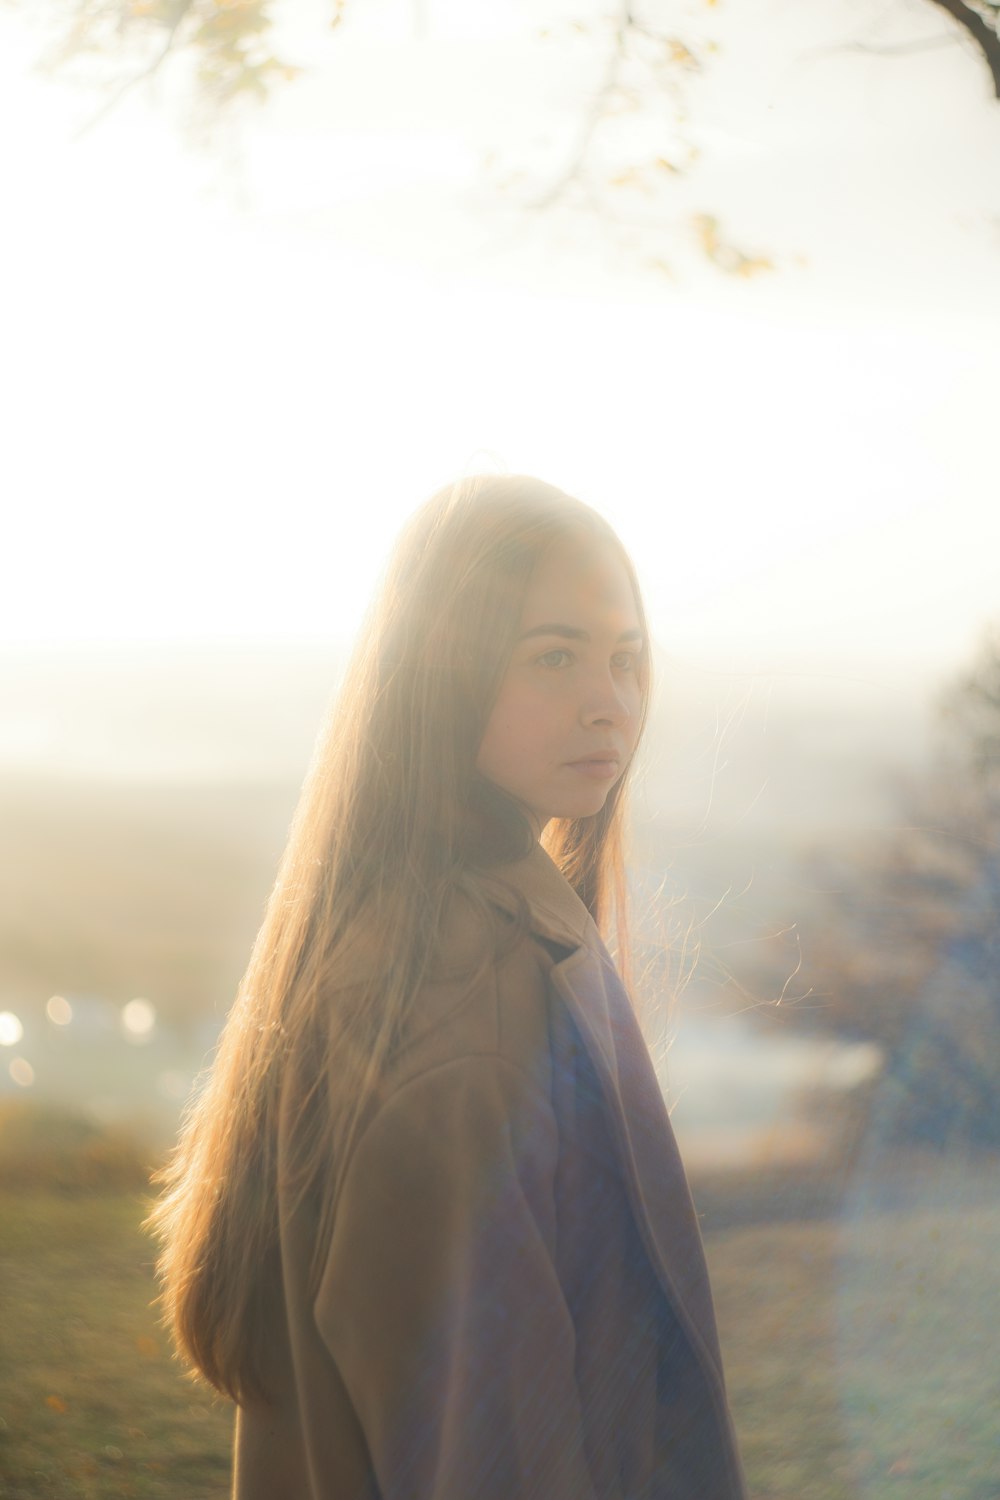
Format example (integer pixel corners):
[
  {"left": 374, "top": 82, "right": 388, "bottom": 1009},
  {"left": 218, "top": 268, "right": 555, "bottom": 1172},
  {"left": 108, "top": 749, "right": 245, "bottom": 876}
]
[{"left": 149, "top": 473, "right": 749, "bottom": 1499}]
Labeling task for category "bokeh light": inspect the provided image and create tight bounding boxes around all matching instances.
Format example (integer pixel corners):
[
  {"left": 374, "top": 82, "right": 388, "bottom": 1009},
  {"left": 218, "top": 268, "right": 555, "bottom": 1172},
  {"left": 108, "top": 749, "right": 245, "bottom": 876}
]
[
  {"left": 46, "top": 994, "right": 73, "bottom": 1025},
  {"left": 0, "top": 1011, "right": 24, "bottom": 1047},
  {"left": 9, "top": 1056, "right": 34, "bottom": 1086},
  {"left": 121, "top": 998, "right": 156, "bottom": 1040},
  {"left": 157, "top": 1069, "right": 190, "bottom": 1101}
]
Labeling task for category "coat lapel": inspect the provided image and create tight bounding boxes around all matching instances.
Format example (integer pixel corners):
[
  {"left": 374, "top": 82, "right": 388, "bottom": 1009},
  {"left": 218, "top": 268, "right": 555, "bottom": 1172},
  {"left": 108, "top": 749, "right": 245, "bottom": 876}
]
[
  {"left": 484, "top": 844, "right": 730, "bottom": 1395},
  {"left": 548, "top": 944, "right": 727, "bottom": 1377}
]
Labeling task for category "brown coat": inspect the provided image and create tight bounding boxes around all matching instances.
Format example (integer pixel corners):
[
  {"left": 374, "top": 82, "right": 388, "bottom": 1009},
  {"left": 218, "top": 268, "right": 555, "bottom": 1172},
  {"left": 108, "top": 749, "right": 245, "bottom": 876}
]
[{"left": 233, "top": 843, "right": 748, "bottom": 1500}]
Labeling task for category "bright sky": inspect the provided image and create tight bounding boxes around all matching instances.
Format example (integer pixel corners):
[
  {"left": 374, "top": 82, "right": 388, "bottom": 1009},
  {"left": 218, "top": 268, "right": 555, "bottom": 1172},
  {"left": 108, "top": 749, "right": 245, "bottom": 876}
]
[{"left": 2, "top": 0, "right": 998, "bottom": 702}]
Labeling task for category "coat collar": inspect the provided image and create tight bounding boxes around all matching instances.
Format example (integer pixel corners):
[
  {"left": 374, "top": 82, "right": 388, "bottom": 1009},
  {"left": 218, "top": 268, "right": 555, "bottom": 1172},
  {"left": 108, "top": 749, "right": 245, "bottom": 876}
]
[{"left": 477, "top": 841, "right": 597, "bottom": 953}]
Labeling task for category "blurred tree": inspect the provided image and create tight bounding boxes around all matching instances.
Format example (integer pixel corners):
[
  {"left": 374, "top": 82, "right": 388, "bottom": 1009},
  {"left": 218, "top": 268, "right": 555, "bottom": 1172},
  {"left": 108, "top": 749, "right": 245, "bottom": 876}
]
[
  {"left": 788, "top": 625, "right": 1000, "bottom": 1148},
  {"left": 13, "top": 2, "right": 1000, "bottom": 228},
  {"left": 18, "top": 0, "right": 320, "bottom": 128},
  {"left": 8, "top": 0, "right": 998, "bottom": 282},
  {"left": 17, "top": 1, "right": 1000, "bottom": 111}
]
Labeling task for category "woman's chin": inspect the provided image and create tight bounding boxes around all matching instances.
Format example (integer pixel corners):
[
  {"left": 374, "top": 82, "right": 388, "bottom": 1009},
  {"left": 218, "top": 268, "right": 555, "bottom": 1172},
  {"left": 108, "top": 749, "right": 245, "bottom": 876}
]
[{"left": 544, "top": 789, "right": 613, "bottom": 822}]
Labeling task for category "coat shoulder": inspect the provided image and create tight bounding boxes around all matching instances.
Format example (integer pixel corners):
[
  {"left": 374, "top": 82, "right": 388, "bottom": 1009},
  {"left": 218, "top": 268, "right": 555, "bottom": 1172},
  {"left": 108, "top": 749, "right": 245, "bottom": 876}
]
[{"left": 383, "top": 884, "right": 564, "bottom": 1106}]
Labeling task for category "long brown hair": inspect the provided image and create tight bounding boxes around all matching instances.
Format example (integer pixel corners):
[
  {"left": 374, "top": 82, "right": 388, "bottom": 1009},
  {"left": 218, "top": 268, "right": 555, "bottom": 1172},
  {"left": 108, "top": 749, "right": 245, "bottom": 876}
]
[{"left": 146, "top": 473, "right": 652, "bottom": 1403}]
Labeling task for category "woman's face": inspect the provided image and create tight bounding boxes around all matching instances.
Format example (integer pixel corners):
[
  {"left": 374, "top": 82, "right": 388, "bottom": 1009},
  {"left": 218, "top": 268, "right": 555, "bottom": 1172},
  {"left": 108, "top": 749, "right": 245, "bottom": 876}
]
[{"left": 476, "top": 535, "right": 645, "bottom": 838}]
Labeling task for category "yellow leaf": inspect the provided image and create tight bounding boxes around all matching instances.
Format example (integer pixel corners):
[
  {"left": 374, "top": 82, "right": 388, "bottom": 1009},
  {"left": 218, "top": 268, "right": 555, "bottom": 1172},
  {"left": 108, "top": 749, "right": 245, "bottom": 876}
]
[
  {"left": 736, "top": 256, "right": 774, "bottom": 278},
  {"left": 46, "top": 1394, "right": 68, "bottom": 1414}
]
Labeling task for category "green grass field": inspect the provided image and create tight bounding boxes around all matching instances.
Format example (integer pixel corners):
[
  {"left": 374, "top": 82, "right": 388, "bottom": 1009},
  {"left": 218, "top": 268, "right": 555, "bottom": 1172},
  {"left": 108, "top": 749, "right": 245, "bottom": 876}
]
[
  {"left": 1, "top": 1167, "right": 998, "bottom": 1500},
  {"left": 0, "top": 1193, "right": 230, "bottom": 1500}
]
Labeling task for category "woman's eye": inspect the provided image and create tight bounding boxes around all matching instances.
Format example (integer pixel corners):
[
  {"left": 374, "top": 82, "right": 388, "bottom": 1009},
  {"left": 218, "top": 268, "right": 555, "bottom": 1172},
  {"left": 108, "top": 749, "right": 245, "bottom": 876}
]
[
  {"left": 612, "top": 652, "right": 638, "bottom": 672},
  {"left": 537, "top": 649, "right": 572, "bottom": 669}
]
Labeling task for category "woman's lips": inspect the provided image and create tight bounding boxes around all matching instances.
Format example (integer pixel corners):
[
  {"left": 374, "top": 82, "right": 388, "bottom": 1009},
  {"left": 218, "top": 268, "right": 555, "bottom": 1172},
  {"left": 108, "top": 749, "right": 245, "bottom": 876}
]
[{"left": 565, "top": 757, "right": 620, "bottom": 780}]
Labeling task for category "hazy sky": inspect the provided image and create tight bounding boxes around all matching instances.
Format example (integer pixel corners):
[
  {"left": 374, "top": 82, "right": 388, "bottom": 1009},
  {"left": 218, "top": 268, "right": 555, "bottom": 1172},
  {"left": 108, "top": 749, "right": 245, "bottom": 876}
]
[{"left": 2, "top": 0, "right": 998, "bottom": 700}]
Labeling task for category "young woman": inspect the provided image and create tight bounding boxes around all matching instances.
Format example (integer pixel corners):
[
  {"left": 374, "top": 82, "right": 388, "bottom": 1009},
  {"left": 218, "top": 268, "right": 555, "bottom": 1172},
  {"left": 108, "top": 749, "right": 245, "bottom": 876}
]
[{"left": 149, "top": 474, "right": 748, "bottom": 1500}]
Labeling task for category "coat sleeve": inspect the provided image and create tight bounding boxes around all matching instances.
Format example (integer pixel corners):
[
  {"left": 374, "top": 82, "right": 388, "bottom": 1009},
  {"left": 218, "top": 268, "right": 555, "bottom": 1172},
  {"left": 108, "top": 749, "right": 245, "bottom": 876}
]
[{"left": 313, "top": 1052, "right": 603, "bottom": 1500}]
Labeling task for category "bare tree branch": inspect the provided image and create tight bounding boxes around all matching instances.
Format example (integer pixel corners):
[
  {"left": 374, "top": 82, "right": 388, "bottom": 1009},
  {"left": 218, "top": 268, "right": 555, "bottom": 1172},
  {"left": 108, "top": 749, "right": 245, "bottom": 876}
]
[
  {"left": 835, "top": 34, "right": 963, "bottom": 57},
  {"left": 790, "top": 25, "right": 965, "bottom": 80},
  {"left": 527, "top": 0, "right": 633, "bottom": 212},
  {"left": 924, "top": 0, "right": 1000, "bottom": 96},
  {"left": 72, "top": 0, "right": 196, "bottom": 140}
]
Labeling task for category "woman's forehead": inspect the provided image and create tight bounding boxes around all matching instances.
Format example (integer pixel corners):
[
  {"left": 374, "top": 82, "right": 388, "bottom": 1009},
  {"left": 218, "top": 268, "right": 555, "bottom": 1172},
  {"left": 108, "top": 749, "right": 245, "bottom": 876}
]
[{"left": 519, "top": 536, "right": 641, "bottom": 631}]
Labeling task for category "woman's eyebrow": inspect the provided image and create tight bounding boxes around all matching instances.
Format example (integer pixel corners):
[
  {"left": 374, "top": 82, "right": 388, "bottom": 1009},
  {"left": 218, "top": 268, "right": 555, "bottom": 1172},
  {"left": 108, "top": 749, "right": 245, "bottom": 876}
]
[{"left": 519, "top": 623, "right": 644, "bottom": 643}]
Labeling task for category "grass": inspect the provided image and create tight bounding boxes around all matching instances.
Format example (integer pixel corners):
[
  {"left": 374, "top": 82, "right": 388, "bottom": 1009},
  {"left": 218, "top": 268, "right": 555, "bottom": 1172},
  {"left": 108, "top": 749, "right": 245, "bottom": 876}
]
[
  {"left": 0, "top": 1194, "right": 230, "bottom": 1500},
  {"left": 704, "top": 1155, "right": 1000, "bottom": 1500},
  {"left": 1, "top": 1159, "right": 998, "bottom": 1500}
]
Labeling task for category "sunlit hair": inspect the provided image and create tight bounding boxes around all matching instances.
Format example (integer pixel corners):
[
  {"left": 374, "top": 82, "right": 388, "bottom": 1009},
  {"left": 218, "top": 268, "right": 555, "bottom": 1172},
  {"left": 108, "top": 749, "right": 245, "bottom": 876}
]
[{"left": 147, "top": 473, "right": 651, "bottom": 1403}]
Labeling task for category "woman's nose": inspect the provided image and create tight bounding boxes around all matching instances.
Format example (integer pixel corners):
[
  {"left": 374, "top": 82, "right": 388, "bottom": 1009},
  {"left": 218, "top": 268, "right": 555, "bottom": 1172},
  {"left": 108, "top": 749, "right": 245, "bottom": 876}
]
[{"left": 580, "top": 672, "right": 633, "bottom": 727}]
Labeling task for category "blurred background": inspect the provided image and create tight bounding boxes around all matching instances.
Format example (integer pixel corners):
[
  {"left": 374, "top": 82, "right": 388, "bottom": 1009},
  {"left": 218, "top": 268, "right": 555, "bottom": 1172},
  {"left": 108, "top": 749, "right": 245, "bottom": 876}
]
[{"left": 1, "top": 2, "right": 998, "bottom": 1497}]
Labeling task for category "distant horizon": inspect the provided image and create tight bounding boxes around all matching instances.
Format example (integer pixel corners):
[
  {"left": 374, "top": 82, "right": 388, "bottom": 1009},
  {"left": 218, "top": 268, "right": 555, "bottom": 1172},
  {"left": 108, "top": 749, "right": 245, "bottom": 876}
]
[
  {"left": 1, "top": 617, "right": 989, "bottom": 685},
  {"left": 0, "top": 635, "right": 942, "bottom": 845}
]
